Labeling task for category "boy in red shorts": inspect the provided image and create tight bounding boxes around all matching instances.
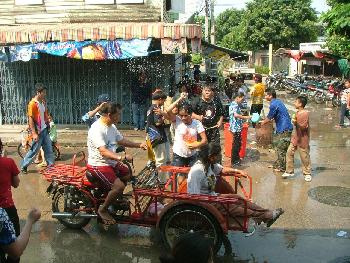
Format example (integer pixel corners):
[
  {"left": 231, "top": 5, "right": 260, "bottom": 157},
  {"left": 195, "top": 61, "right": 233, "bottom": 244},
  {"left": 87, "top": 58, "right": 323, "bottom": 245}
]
[{"left": 87, "top": 103, "right": 147, "bottom": 225}]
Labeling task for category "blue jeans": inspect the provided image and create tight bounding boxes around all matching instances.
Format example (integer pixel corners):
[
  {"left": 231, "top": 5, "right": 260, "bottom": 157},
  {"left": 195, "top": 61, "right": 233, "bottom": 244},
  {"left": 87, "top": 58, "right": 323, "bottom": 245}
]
[
  {"left": 21, "top": 128, "right": 54, "bottom": 169},
  {"left": 172, "top": 153, "right": 198, "bottom": 167},
  {"left": 339, "top": 103, "right": 350, "bottom": 126},
  {"left": 132, "top": 102, "right": 146, "bottom": 129}
]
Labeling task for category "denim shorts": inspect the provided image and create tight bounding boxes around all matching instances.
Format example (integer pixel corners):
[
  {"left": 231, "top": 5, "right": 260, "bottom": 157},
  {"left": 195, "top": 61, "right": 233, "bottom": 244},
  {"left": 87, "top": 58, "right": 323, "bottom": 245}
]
[{"left": 172, "top": 153, "right": 198, "bottom": 168}]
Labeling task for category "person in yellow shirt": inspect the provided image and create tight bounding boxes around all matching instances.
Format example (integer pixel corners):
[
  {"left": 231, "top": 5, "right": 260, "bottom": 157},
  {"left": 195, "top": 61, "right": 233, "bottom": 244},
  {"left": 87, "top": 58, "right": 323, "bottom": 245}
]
[{"left": 250, "top": 74, "right": 266, "bottom": 127}]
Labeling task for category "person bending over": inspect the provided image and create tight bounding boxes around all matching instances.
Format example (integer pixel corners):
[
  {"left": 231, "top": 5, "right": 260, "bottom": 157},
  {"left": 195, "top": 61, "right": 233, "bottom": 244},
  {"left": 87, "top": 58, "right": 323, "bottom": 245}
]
[
  {"left": 87, "top": 102, "right": 147, "bottom": 225},
  {"left": 187, "top": 144, "right": 284, "bottom": 227}
]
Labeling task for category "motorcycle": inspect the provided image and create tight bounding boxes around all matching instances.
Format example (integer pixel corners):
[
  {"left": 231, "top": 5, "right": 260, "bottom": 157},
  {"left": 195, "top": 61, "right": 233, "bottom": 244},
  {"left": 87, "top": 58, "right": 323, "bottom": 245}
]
[{"left": 328, "top": 81, "right": 344, "bottom": 107}]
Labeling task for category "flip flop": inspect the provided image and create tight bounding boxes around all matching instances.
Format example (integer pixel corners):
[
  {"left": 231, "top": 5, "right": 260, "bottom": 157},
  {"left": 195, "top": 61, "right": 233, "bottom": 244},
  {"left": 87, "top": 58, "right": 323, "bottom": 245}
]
[
  {"left": 98, "top": 211, "right": 116, "bottom": 226},
  {"left": 266, "top": 208, "right": 284, "bottom": 227}
]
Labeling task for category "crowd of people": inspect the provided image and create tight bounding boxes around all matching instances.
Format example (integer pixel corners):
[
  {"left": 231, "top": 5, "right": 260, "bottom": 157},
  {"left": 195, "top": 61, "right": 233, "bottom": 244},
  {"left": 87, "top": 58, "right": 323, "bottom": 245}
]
[{"left": 1, "top": 68, "right": 349, "bottom": 262}]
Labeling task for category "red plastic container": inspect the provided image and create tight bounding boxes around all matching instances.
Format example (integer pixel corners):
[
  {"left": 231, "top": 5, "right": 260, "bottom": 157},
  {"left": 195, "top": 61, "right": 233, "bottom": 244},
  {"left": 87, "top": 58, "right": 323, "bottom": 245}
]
[{"left": 224, "top": 122, "right": 249, "bottom": 158}]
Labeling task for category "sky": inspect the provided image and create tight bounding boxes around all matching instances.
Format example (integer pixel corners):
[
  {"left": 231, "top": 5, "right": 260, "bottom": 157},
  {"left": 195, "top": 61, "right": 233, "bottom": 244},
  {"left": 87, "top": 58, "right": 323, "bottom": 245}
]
[{"left": 213, "top": 0, "right": 330, "bottom": 16}]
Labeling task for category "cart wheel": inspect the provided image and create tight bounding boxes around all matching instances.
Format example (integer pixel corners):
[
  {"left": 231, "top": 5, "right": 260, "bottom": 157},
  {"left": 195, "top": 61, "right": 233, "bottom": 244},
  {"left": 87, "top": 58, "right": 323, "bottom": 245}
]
[
  {"left": 18, "top": 143, "right": 60, "bottom": 160},
  {"left": 159, "top": 204, "right": 223, "bottom": 254},
  {"left": 17, "top": 143, "right": 29, "bottom": 159},
  {"left": 52, "top": 187, "right": 93, "bottom": 229}
]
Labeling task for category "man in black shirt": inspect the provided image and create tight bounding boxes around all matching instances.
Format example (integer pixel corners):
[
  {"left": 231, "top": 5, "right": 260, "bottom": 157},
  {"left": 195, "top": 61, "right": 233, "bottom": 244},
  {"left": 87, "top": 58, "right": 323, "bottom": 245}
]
[
  {"left": 191, "top": 84, "right": 224, "bottom": 162},
  {"left": 131, "top": 71, "right": 151, "bottom": 131}
]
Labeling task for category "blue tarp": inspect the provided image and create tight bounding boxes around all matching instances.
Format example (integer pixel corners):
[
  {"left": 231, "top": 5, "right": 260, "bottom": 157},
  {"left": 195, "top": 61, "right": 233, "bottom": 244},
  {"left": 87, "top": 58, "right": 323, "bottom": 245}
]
[{"left": 6, "top": 39, "right": 152, "bottom": 62}]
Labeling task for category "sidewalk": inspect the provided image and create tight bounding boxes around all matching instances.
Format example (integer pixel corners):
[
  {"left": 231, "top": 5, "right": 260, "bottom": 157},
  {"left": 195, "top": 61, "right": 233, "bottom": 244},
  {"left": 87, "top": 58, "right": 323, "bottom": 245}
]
[{"left": 0, "top": 124, "right": 146, "bottom": 147}]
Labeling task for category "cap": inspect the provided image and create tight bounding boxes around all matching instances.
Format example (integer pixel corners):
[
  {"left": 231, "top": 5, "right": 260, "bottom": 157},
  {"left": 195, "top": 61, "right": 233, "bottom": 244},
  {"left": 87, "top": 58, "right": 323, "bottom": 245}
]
[{"left": 97, "top": 94, "right": 111, "bottom": 104}]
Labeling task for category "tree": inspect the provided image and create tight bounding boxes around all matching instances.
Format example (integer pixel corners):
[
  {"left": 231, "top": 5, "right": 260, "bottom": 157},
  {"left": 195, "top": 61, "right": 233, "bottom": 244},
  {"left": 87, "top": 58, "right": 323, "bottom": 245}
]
[
  {"left": 321, "top": 0, "right": 350, "bottom": 59},
  {"left": 220, "top": 25, "right": 245, "bottom": 51},
  {"left": 218, "top": 0, "right": 318, "bottom": 51},
  {"left": 215, "top": 8, "right": 244, "bottom": 43}
]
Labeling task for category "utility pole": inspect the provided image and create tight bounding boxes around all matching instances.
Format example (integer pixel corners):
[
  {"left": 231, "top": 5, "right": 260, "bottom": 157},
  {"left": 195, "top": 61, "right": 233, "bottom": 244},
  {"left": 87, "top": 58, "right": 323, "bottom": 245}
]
[
  {"left": 210, "top": 0, "right": 215, "bottom": 44},
  {"left": 268, "top": 43, "right": 273, "bottom": 75},
  {"left": 205, "top": 0, "right": 209, "bottom": 42}
]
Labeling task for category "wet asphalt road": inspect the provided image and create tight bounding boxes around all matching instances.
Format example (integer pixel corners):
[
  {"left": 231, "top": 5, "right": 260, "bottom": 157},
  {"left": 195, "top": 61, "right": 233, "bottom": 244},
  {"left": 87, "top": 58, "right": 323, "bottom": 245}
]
[{"left": 3, "top": 92, "right": 350, "bottom": 263}]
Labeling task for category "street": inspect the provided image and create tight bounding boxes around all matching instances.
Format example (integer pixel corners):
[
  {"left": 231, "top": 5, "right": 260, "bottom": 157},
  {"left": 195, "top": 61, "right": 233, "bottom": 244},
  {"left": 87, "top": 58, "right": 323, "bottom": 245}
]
[{"left": 1, "top": 92, "right": 349, "bottom": 263}]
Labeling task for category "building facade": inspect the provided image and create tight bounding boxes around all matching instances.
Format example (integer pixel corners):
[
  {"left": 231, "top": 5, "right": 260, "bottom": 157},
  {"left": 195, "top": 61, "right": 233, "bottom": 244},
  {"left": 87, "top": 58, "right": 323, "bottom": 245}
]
[{"left": 0, "top": 0, "right": 201, "bottom": 125}]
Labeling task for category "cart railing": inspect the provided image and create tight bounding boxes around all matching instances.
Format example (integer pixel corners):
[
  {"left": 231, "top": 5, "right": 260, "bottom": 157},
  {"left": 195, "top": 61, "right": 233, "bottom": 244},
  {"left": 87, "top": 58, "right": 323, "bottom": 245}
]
[{"left": 134, "top": 188, "right": 249, "bottom": 232}]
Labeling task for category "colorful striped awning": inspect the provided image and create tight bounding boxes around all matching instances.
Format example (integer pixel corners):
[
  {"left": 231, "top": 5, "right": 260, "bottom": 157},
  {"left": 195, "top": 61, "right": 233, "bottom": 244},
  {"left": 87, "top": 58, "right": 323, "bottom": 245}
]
[{"left": 0, "top": 22, "right": 202, "bottom": 45}]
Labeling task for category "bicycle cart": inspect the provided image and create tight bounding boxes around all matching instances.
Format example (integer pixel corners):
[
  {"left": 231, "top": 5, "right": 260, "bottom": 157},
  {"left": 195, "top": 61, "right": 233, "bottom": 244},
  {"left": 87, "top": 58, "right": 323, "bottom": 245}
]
[{"left": 41, "top": 152, "right": 253, "bottom": 253}]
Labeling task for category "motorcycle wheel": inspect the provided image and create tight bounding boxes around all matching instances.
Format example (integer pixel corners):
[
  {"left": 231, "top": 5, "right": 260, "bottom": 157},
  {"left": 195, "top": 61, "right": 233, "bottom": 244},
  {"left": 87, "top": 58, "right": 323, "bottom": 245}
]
[
  {"left": 314, "top": 93, "right": 325, "bottom": 104},
  {"left": 307, "top": 91, "right": 315, "bottom": 101},
  {"left": 159, "top": 204, "right": 223, "bottom": 254},
  {"left": 276, "top": 83, "right": 284, "bottom": 91},
  {"left": 332, "top": 96, "right": 341, "bottom": 107},
  {"left": 285, "top": 87, "right": 293, "bottom": 94},
  {"left": 52, "top": 187, "right": 94, "bottom": 229}
]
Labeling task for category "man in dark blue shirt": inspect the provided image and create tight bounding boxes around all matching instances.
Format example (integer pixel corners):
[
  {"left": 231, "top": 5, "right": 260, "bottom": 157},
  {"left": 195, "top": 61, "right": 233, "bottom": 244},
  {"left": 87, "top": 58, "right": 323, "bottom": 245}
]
[
  {"left": 261, "top": 88, "right": 293, "bottom": 172},
  {"left": 131, "top": 71, "right": 151, "bottom": 131}
]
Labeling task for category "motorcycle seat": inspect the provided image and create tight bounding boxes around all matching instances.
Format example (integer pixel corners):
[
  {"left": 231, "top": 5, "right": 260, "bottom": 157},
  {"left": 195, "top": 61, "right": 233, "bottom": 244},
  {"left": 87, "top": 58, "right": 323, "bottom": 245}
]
[{"left": 85, "top": 170, "right": 104, "bottom": 188}]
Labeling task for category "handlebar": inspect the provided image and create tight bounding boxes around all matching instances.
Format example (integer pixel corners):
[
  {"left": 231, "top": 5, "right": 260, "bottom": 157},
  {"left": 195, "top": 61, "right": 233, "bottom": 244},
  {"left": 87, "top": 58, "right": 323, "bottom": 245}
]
[{"left": 72, "top": 151, "right": 86, "bottom": 168}]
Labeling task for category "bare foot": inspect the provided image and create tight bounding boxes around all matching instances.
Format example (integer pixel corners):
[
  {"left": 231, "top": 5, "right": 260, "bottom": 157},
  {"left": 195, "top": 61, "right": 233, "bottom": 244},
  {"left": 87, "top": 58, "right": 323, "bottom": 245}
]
[{"left": 98, "top": 208, "right": 116, "bottom": 225}]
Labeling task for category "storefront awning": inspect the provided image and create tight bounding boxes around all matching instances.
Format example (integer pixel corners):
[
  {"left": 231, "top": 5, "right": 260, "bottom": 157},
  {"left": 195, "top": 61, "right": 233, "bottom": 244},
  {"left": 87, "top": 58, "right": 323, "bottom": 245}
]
[
  {"left": 275, "top": 48, "right": 342, "bottom": 62},
  {"left": 201, "top": 41, "right": 248, "bottom": 61},
  {"left": 0, "top": 22, "right": 202, "bottom": 46}
]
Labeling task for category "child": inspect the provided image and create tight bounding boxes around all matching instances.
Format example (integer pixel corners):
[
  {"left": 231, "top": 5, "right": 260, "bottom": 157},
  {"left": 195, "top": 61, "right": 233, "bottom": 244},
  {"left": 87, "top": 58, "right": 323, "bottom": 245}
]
[
  {"left": 282, "top": 96, "right": 311, "bottom": 182},
  {"left": 146, "top": 89, "right": 168, "bottom": 182},
  {"left": 229, "top": 92, "right": 251, "bottom": 166}
]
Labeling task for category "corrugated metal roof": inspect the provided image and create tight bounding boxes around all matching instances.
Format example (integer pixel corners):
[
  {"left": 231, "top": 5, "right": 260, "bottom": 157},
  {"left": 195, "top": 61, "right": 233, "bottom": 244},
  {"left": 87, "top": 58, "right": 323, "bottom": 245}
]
[{"left": 0, "top": 22, "right": 202, "bottom": 45}]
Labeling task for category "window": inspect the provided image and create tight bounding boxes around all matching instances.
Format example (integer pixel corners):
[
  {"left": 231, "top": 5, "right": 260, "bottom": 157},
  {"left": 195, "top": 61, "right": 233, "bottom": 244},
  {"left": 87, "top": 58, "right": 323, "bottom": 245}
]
[
  {"left": 116, "top": 0, "right": 144, "bottom": 3},
  {"left": 15, "top": 0, "right": 42, "bottom": 5},
  {"left": 85, "top": 0, "right": 143, "bottom": 4}
]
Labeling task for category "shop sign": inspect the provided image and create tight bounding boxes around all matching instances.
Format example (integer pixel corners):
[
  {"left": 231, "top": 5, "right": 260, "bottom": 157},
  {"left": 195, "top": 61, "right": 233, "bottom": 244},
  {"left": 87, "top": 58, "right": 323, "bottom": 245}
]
[{"left": 161, "top": 38, "right": 187, "bottom": 54}]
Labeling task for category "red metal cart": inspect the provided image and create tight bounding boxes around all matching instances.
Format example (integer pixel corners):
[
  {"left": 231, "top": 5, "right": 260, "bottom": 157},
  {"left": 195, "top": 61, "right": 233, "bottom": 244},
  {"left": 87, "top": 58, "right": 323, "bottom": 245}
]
[{"left": 41, "top": 152, "right": 253, "bottom": 253}]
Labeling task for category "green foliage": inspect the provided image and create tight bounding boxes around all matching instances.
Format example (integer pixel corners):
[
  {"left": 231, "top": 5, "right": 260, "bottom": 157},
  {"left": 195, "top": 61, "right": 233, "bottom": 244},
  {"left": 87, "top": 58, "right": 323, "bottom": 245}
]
[
  {"left": 217, "top": 0, "right": 318, "bottom": 51},
  {"left": 215, "top": 8, "right": 244, "bottom": 43},
  {"left": 322, "top": 1, "right": 350, "bottom": 59},
  {"left": 194, "top": 15, "right": 205, "bottom": 39},
  {"left": 191, "top": 53, "right": 203, "bottom": 65},
  {"left": 220, "top": 25, "right": 245, "bottom": 51},
  {"left": 255, "top": 65, "right": 270, "bottom": 74},
  {"left": 217, "top": 56, "right": 234, "bottom": 76}
]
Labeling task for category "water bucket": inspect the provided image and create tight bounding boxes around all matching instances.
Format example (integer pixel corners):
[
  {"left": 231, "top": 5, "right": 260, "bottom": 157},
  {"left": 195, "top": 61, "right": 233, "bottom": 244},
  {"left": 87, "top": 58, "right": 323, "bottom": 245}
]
[{"left": 251, "top": 113, "right": 261, "bottom": 123}]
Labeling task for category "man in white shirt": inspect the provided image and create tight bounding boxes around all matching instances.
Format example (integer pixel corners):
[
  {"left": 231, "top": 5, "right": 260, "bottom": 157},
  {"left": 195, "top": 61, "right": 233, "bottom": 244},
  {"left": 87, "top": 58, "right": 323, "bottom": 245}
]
[{"left": 87, "top": 102, "right": 147, "bottom": 225}]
